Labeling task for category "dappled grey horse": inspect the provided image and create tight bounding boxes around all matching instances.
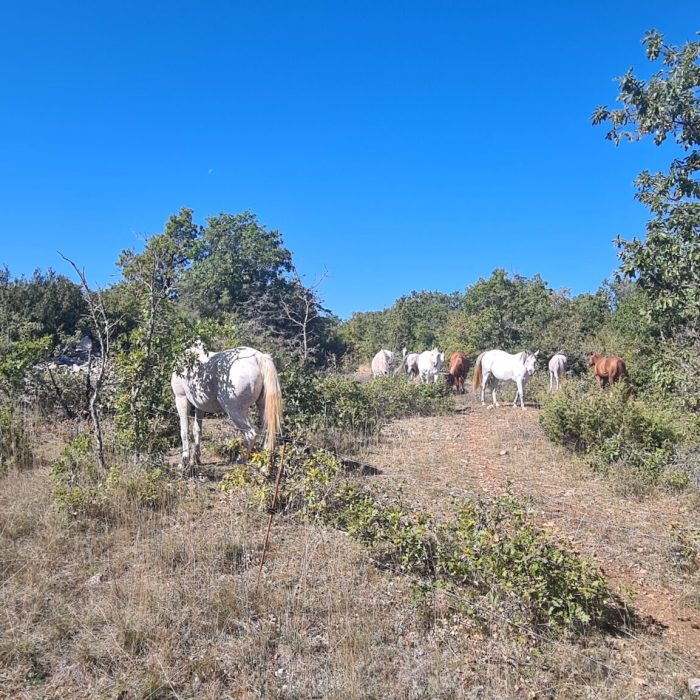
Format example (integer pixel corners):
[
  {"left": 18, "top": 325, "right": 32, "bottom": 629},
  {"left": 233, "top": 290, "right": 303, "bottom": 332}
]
[{"left": 171, "top": 344, "right": 283, "bottom": 468}]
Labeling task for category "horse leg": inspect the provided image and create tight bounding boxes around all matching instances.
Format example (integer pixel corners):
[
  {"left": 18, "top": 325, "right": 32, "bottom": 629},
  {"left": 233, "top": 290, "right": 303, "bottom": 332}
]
[
  {"left": 515, "top": 378, "right": 525, "bottom": 409},
  {"left": 487, "top": 373, "right": 499, "bottom": 407},
  {"left": 219, "top": 399, "right": 258, "bottom": 455},
  {"left": 548, "top": 371, "right": 553, "bottom": 394},
  {"left": 175, "top": 395, "right": 192, "bottom": 469},
  {"left": 192, "top": 408, "right": 205, "bottom": 466}
]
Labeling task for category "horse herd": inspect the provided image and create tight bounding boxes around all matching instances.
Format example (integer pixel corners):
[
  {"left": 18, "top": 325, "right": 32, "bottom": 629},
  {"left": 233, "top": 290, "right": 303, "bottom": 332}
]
[
  {"left": 170, "top": 342, "right": 627, "bottom": 469},
  {"left": 371, "top": 347, "right": 628, "bottom": 408}
]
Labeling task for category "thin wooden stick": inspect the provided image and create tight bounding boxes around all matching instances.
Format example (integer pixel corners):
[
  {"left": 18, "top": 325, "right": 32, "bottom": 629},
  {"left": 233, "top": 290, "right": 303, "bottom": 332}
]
[{"left": 256, "top": 443, "right": 286, "bottom": 587}]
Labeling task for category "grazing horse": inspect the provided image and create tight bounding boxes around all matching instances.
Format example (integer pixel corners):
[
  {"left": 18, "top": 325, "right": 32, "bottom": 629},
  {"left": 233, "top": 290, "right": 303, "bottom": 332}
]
[
  {"left": 548, "top": 353, "right": 567, "bottom": 393},
  {"left": 473, "top": 349, "right": 539, "bottom": 409},
  {"left": 404, "top": 352, "right": 420, "bottom": 379},
  {"left": 417, "top": 348, "right": 445, "bottom": 384},
  {"left": 447, "top": 352, "right": 469, "bottom": 394},
  {"left": 588, "top": 354, "right": 628, "bottom": 388},
  {"left": 171, "top": 344, "right": 283, "bottom": 469},
  {"left": 371, "top": 349, "right": 397, "bottom": 378}
]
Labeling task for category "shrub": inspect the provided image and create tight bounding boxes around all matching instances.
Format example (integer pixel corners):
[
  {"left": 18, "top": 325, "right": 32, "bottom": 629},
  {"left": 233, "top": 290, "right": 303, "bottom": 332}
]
[
  {"left": 0, "top": 401, "right": 34, "bottom": 473},
  {"left": 222, "top": 445, "right": 611, "bottom": 630},
  {"left": 540, "top": 380, "right": 684, "bottom": 487},
  {"left": 51, "top": 435, "right": 176, "bottom": 520},
  {"left": 439, "top": 494, "right": 609, "bottom": 627},
  {"left": 281, "top": 367, "right": 453, "bottom": 448}
]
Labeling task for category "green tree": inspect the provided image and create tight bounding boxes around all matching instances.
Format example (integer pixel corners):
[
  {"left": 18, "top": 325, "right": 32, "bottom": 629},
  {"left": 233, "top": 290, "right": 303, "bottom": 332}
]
[
  {"left": 388, "top": 291, "right": 462, "bottom": 352},
  {"left": 593, "top": 29, "right": 700, "bottom": 339},
  {"left": 0, "top": 266, "right": 85, "bottom": 345},
  {"left": 181, "top": 211, "right": 293, "bottom": 319},
  {"left": 447, "top": 270, "right": 555, "bottom": 355},
  {"left": 113, "top": 209, "right": 197, "bottom": 454},
  {"left": 338, "top": 291, "right": 460, "bottom": 363}
]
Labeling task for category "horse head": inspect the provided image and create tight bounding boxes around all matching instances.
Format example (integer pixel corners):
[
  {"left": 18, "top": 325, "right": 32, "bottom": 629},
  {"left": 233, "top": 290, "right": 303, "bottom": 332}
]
[
  {"left": 587, "top": 354, "right": 601, "bottom": 367},
  {"left": 523, "top": 351, "right": 538, "bottom": 377}
]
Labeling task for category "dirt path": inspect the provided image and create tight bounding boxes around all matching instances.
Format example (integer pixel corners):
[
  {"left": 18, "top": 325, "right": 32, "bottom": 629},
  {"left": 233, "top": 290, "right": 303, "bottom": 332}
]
[{"left": 361, "top": 394, "right": 700, "bottom": 667}]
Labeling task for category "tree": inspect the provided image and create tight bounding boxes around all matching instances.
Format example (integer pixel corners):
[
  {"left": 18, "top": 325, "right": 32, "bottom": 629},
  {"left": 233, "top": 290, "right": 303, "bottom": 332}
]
[
  {"left": 180, "top": 211, "right": 293, "bottom": 320},
  {"left": 449, "top": 270, "right": 555, "bottom": 355},
  {"left": 593, "top": 30, "right": 700, "bottom": 339},
  {"left": 339, "top": 291, "right": 461, "bottom": 362},
  {"left": 61, "top": 255, "right": 115, "bottom": 469},
  {"left": 113, "top": 209, "right": 197, "bottom": 454}
]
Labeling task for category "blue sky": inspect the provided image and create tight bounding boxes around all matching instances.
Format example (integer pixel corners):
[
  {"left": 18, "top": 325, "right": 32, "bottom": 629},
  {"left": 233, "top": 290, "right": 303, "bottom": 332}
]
[{"left": 1, "top": 2, "right": 697, "bottom": 319}]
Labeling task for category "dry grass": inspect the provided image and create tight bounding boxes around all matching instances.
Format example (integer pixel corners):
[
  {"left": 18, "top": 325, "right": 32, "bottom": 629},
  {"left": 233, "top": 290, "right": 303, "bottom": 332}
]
[{"left": 1, "top": 401, "right": 698, "bottom": 699}]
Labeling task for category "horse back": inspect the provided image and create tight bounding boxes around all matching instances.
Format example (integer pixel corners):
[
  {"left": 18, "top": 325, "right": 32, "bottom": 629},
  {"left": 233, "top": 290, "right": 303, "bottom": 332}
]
[{"left": 449, "top": 352, "right": 468, "bottom": 377}]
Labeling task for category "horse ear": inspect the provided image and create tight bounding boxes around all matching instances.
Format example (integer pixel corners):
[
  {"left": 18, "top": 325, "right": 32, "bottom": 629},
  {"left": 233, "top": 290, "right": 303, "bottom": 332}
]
[{"left": 534, "top": 350, "right": 540, "bottom": 357}]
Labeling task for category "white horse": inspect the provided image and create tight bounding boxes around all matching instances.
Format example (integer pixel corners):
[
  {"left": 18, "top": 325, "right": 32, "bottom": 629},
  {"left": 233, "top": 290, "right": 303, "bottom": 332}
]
[
  {"left": 404, "top": 352, "right": 420, "bottom": 379},
  {"left": 548, "top": 353, "right": 567, "bottom": 393},
  {"left": 171, "top": 344, "right": 283, "bottom": 469},
  {"left": 472, "top": 349, "right": 539, "bottom": 409},
  {"left": 417, "top": 348, "right": 445, "bottom": 384},
  {"left": 371, "top": 349, "right": 396, "bottom": 378}
]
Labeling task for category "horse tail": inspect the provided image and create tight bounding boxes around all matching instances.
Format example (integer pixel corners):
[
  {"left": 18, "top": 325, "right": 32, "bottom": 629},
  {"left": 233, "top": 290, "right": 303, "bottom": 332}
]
[
  {"left": 472, "top": 352, "right": 485, "bottom": 392},
  {"left": 619, "top": 359, "right": 628, "bottom": 378},
  {"left": 257, "top": 353, "right": 283, "bottom": 452}
]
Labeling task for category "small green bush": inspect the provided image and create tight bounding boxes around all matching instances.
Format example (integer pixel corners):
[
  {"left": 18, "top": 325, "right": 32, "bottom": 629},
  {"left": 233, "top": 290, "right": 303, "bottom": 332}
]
[
  {"left": 51, "top": 435, "right": 176, "bottom": 519},
  {"left": 281, "top": 367, "right": 452, "bottom": 448},
  {"left": 224, "top": 443, "right": 611, "bottom": 630},
  {"left": 540, "top": 380, "right": 683, "bottom": 487},
  {"left": 439, "top": 494, "right": 608, "bottom": 626},
  {"left": 211, "top": 436, "right": 246, "bottom": 463}
]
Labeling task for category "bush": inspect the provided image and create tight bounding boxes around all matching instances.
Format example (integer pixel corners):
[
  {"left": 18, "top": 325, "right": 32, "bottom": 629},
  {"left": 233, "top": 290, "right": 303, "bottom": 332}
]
[
  {"left": 540, "top": 380, "right": 684, "bottom": 487},
  {"left": 440, "top": 494, "right": 609, "bottom": 626},
  {"left": 51, "top": 435, "right": 176, "bottom": 520},
  {"left": 281, "top": 366, "right": 453, "bottom": 449},
  {"left": 221, "top": 445, "right": 611, "bottom": 630},
  {"left": 0, "top": 401, "right": 34, "bottom": 473}
]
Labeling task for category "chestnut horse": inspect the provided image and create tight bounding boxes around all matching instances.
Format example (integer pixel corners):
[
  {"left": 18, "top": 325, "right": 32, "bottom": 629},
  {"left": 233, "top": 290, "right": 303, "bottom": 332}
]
[
  {"left": 588, "top": 353, "right": 628, "bottom": 388},
  {"left": 447, "top": 352, "right": 469, "bottom": 394}
]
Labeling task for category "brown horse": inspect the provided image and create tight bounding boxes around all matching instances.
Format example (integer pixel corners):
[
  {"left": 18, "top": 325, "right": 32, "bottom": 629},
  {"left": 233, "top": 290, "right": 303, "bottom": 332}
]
[
  {"left": 588, "top": 353, "right": 628, "bottom": 388},
  {"left": 446, "top": 352, "right": 469, "bottom": 394}
]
